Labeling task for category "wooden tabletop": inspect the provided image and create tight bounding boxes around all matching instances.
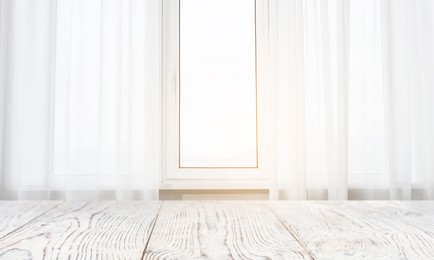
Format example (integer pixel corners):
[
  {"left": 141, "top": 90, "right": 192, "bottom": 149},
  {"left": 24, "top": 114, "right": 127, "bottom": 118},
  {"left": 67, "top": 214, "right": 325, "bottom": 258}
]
[{"left": 0, "top": 201, "right": 433, "bottom": 259}]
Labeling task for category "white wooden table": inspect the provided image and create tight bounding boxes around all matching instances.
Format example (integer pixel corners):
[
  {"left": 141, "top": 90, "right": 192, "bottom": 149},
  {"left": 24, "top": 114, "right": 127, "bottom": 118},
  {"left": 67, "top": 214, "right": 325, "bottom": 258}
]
[{"left": 0, "top": 201, "right": 433, "bottom": 259}]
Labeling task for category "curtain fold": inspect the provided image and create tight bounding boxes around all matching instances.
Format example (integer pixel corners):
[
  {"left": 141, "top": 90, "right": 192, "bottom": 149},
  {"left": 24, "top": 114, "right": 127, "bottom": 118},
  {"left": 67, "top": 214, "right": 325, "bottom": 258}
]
[
  {"left": 0, "top": 0, "right": 56, "bottom": 199},
  {"left": 276, "top": 0, "right": 307, "bottom": 200},
  {"left": 277, "top": 0, "right": 434, "bottom": 200},
  {"left": 382, "top": 0, "right": 434, "bottom": 199},
  {"left": 0, "top": 0, "right": 161, "bottom": 200}
]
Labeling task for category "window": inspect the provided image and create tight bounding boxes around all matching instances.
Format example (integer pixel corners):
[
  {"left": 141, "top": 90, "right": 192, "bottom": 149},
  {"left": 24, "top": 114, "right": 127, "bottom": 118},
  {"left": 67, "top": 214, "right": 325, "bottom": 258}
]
[
  {"left": 162, "top": 0, "right": 275, "bottom": 190},
  {"left": 179, "top": 0, "right": 257, "bottom": 168}
]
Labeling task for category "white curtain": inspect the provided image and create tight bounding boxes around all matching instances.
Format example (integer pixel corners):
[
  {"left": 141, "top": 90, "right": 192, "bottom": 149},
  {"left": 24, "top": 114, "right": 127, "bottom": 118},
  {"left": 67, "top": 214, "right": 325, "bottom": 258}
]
[
  {"left": 1, "top": 0, "right": 433, "bottom": 201},
  {"left": 277, "top": 0, "right": 434, "bottom": 200},
  {"left": 0, "top": 0, "right": 161, "bottom": 200}
]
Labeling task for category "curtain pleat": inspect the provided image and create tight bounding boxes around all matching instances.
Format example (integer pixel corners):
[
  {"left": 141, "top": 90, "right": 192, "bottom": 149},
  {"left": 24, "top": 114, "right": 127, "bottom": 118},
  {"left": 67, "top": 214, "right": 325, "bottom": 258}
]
[
  {"left": 276, "top": 0, "right": 307, "bottom": 200},
  {"left": 0, "top": 0, "right": 7, "bottom": 192}
]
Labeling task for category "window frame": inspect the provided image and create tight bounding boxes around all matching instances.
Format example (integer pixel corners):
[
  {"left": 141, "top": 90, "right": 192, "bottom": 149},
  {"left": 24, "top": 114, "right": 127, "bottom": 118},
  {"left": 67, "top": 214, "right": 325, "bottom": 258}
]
[{"left": 161, "top": 0, "right": 276, "bottom": 190}]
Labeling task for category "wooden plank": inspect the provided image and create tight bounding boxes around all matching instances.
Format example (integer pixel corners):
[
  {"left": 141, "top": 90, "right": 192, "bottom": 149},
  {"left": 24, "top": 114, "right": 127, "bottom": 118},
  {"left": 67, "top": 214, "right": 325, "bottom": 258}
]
[
  {"left": 270, "top": 201, "right": 434, "bottom": 260},
  {"left": 0, "top": 201, "right": 62, "bottom": 239},
  {"left": 0, "top": 201, "right": 162, "bottom": 260},
  {"left": 144, "top": 201, "right": 312, "bottom": 259},
  {"left": 375, "top": 201, "right": 434, "bottom": 235}
]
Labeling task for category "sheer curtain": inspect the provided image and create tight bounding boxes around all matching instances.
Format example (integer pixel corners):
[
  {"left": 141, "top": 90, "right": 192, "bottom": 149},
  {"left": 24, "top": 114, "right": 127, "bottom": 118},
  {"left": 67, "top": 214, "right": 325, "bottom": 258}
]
[
  {"left": 277, "top": 0, "right": 434, "bottom": 200},
  {"left": 0, "top": 0, "right": 161, "bottom": 200},
  {"left": 1, "top": 0, "right": 433, "bottom": 201}
]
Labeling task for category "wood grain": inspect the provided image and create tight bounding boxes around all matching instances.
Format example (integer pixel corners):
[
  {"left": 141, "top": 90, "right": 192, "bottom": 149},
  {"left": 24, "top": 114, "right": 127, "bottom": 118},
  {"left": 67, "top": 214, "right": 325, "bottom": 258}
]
[
  {"left": 144, "top": 201, "right": 312, "bottom": 260},
  {"left": 0, "top": 201, "right": 161, "bottom": 260},
  {"left": 270, "top": 201, "right": 434, "bottom": 260},
  {"left": 1, "top": 201, "right": 433, "bottom": 259},
  {"left": 0, "top": 201, "right": 62, "bottom": 239}
]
